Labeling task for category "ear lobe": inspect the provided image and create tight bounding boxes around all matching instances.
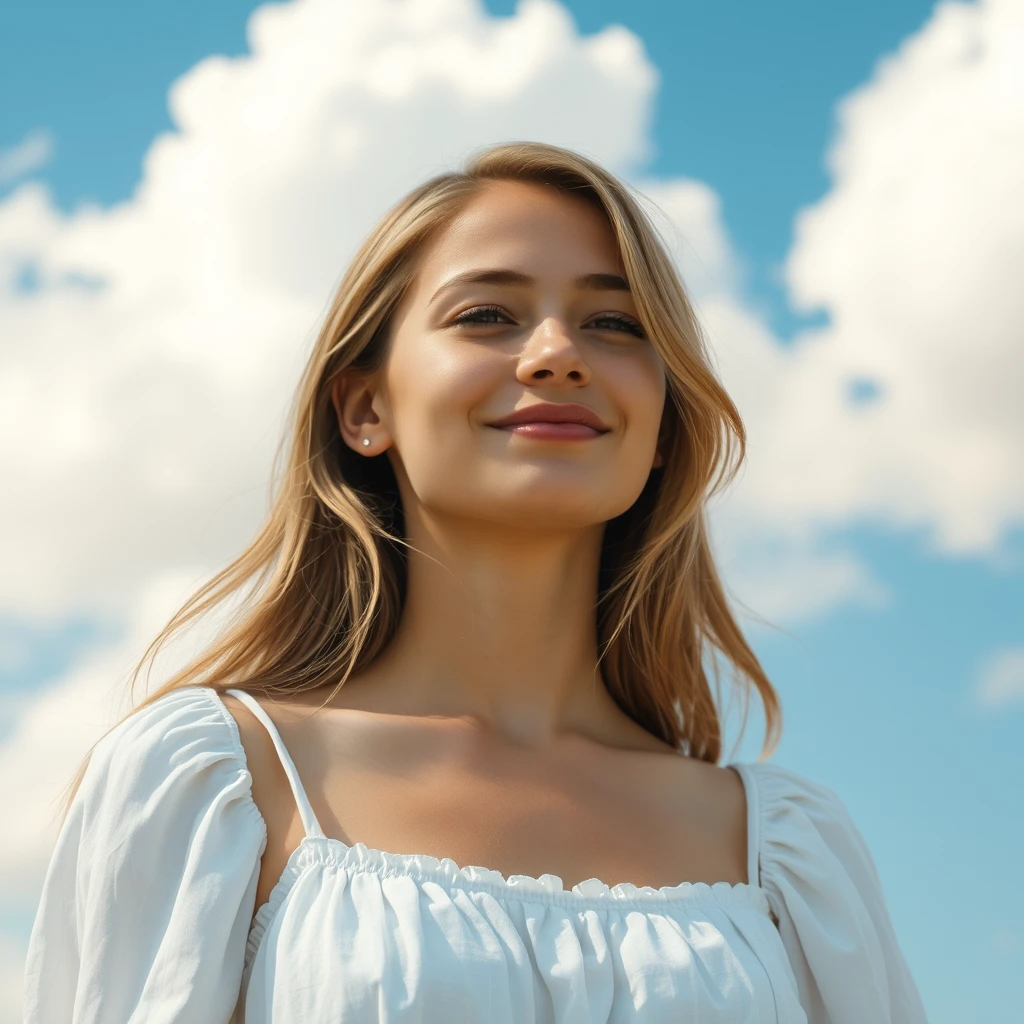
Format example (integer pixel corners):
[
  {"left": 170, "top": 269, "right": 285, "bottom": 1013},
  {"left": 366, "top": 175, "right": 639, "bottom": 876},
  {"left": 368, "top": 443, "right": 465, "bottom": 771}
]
[{"left": 330, "top": 371, "right": 386, "bottom": 453}]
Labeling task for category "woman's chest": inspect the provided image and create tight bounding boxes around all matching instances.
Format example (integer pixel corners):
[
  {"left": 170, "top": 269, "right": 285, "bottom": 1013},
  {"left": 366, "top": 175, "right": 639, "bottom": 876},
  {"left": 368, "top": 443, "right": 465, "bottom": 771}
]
[{"left": 263, "top": 716, "right": 750, "bottom": 900}]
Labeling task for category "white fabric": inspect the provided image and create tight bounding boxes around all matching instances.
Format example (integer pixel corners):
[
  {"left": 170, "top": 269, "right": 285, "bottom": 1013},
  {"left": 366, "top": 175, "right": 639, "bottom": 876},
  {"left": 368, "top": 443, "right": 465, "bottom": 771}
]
[{"left": 23, "top": 685, "right": 928, "bottom": 1023}]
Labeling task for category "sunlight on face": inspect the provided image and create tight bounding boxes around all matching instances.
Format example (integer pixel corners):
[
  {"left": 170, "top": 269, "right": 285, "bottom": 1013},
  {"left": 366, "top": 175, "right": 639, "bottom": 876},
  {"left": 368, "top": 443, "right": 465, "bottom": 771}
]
[{"left": 377, "top": 179, "right": 667, "bottom": 532}]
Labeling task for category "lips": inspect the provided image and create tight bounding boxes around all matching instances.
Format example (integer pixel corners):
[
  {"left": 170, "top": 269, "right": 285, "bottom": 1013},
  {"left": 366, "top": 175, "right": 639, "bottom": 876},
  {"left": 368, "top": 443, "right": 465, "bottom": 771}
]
[
  {"left": 487, "top": 403, "right": 610, "bottom": 432},
  {"left": 495, "top": 421, "right": 603, "bottom": 440}
]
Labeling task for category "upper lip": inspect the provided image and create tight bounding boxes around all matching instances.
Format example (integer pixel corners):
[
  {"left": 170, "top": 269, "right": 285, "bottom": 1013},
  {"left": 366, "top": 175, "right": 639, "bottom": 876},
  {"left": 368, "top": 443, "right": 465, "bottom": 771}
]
[{"left": 489, "top": 402, "right": 611, "bottom": 432}]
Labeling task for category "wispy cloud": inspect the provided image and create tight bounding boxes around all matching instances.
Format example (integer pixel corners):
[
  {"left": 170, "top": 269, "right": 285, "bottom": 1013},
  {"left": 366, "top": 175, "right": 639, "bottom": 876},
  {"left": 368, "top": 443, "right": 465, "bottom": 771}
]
[
  {"left": 975, "top": 646, "right": 1024, "bottom": 709},
  {"left": 0, "top": 129, "right": 53, "bottom": 186}
]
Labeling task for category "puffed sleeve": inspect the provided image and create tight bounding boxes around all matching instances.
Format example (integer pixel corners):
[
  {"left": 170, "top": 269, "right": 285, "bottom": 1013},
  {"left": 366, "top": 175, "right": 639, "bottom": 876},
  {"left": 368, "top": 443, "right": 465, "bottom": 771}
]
[
  {"left": 751, "top": 762, "right": 928, "bottom": 1023},
  {"left": 23, "top": 686, "right": 268, "bottom": 1023}
]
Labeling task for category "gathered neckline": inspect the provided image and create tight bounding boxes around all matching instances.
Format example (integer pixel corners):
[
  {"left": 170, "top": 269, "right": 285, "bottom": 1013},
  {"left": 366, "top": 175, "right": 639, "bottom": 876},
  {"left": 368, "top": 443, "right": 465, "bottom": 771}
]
[
  {"left": 301, "top": 833, "right": 767, "bottom": 904},
  {"left": 243, "top": 831, "right": 773, "bottom": 979}
]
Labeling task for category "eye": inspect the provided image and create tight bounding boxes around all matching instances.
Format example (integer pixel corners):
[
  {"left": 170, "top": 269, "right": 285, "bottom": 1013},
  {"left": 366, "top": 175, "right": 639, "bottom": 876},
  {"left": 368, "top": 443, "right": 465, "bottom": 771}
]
[
  {"left": 587, "top": 312, "right": 646, "bottom": 339},
  {"left": 449, "top": 304, "right": 515, "bottom": 327}
]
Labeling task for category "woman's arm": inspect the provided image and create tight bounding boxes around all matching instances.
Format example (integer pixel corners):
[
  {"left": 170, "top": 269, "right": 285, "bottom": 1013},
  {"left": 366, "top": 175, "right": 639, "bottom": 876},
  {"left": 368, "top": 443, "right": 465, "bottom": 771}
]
[{"left": 23, "top": 687, "right": 267, "bottom": 1023}]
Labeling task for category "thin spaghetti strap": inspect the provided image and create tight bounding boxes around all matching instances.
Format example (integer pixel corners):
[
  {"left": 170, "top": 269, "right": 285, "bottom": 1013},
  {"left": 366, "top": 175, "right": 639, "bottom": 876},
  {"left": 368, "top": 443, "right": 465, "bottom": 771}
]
[
  {"left": 223, "top": 688, "right": 325, "bottom": 839},
  {"left": 728, "top": 763, "right": 761, "bottom": 889}
]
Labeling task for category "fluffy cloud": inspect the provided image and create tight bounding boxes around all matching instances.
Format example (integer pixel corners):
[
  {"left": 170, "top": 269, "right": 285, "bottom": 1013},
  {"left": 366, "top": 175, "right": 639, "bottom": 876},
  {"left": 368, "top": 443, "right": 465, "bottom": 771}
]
[{"left": 777, "top": 0, "right": 1024, "bottom": 555}]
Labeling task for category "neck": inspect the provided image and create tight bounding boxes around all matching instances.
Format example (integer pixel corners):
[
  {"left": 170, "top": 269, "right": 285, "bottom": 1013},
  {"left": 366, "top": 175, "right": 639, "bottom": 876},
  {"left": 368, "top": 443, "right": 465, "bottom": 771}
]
[{"left": 355, "top": 508, "right": 632, "bottom": 748}]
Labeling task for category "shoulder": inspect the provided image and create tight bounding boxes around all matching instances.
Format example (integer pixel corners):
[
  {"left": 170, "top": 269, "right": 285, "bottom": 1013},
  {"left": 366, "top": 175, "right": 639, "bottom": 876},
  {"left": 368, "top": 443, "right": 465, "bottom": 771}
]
[
  {"left": 732, "top": 760, "right": 875, "bottom": 886},
  {"left": 27, "top": 688, "right": 269, "bottom": 1022},
  {"left": 734, "top": 760, "right": 895, "bottom": 959},
  {"left": 218, "top": 689, "right": 301, "bottom": 847},
  {"left": 732, "top": 757, "right": 848, "bottom": 812},
  {"left": 92, "top": 684, "right": 246, "bottom": 776},
  {"left": 730, "top": 761, "right": 929, "bottom": 1020},
  {"left": 218, "top": 689, "right": 284, "bottom": 781},
  {"left": 78, "top": 685, "right": 265, "bottom": 841}
]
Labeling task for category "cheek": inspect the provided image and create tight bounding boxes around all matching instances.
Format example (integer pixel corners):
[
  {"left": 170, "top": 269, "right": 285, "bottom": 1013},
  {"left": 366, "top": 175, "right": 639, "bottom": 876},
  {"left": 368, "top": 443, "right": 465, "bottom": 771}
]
[
  {"left": 606, "top": 350, "right": 666, "bottom": 442},
  {"left": 384, "top": 346, "right": 501, "bottom": 518},
  {"left": 385, "top": 336, "right": 498, "bottom": 446}
]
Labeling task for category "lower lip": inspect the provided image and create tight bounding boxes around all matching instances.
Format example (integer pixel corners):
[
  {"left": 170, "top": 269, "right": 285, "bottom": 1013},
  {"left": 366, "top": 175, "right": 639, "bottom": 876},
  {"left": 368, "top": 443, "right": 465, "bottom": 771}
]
[{"left": 495, "top": 423, "right": 604, "bottom": 440}]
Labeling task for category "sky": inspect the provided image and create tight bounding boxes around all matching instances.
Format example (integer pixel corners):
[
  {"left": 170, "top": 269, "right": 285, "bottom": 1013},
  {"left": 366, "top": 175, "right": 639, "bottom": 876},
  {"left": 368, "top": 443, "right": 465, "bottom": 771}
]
[{"left": 1, "top": 0, "right": 1022, "bottom": 1019}]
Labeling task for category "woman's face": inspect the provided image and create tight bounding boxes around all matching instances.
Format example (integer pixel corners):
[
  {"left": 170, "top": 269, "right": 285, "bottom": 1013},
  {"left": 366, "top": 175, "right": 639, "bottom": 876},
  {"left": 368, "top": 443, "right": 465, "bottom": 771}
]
[{"left": 344, "top": 179, "right": 667, "bottom": 532}]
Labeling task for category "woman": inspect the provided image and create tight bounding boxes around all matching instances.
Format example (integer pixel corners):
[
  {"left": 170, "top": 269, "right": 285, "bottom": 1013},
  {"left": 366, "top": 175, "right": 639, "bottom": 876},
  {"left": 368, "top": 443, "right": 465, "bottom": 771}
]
[{"left": 24, "top": 142, "right": 927, "bottom": 1022}]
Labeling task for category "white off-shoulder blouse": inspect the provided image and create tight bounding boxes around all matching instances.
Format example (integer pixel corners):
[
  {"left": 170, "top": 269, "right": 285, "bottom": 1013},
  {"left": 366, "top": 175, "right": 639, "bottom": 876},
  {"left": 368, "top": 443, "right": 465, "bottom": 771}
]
[{"left": 23, "top": 685, "right": 928, "bottom": 1022}]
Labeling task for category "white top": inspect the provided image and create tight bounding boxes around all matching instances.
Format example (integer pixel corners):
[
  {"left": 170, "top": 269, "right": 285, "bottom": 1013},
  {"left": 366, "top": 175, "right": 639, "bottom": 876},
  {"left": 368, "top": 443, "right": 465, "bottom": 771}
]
[{"left": 23, "top": 685, "right": 928, "bottom": 1023}]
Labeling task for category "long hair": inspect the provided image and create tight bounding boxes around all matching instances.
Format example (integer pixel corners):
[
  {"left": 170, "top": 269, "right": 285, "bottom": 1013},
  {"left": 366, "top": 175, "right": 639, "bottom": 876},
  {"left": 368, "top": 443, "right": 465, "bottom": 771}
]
[{"left": 59, "top": 141, "right": 780, "bottom": 821}]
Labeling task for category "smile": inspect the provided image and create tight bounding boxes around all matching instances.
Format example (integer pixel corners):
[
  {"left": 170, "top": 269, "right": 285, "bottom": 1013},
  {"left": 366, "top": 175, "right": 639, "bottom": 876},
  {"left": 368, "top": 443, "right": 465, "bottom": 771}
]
[{"left": 493, "top": 422, "right": 604, "bottom": 440}]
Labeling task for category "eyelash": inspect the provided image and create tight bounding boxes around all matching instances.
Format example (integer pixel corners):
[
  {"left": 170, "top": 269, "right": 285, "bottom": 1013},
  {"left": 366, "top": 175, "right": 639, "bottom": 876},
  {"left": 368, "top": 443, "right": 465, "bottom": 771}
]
[{"left": 450, "top": 305, "right": 646, "bottom": 339}]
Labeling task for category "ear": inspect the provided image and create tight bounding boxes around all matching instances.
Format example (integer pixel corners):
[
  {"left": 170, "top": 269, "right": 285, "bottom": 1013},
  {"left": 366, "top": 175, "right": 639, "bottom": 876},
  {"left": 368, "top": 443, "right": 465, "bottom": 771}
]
[{"left": 330, "top": 371, "right": 391, "bottom": 455}]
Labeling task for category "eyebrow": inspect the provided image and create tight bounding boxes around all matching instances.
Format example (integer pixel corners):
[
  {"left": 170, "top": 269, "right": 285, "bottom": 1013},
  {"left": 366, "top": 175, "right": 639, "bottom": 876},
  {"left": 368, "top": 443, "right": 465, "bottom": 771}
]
[{"left": 428, "top": 269, "right": 631, "bottom": 306}]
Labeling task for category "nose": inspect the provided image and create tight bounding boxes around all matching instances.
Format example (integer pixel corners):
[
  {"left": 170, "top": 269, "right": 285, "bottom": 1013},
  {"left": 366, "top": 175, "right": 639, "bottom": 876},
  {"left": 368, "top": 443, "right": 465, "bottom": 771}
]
[{"left": 515, "top": 317, "right": 592, "bottom": 385}]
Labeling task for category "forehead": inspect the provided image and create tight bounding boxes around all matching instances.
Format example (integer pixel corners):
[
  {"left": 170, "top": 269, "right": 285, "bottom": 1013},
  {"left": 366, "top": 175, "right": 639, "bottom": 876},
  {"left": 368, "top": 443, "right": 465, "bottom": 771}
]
[{"left": 412, "top": 180, "right": 625, "bottom": 289}]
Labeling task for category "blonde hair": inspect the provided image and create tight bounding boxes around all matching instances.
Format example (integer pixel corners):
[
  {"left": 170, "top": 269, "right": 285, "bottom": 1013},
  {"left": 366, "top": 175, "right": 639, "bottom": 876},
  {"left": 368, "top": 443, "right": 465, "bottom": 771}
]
[{"left": 60, "top": 141, "right": 780, "bottom": 820}]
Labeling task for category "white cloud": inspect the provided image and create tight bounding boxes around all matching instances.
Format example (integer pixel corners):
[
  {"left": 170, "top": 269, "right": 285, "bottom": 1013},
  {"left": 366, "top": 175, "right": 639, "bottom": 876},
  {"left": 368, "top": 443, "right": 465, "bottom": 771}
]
[
  {"left": 779, "top": 0, "right": 1024, "bottom": 555},
  {"left": 0, "top": 129, "right": 53, "bottom": 187},
  {"left": 975, "top": 646, "right": 1024, "bottom": 709}
]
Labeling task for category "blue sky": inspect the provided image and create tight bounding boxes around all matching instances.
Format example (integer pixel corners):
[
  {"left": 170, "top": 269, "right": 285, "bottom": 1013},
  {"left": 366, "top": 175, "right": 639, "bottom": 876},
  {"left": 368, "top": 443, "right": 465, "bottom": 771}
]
[
  {"left": 1, "top": 1, "right": 1021, "bottom": 1020},
  {"left": 2, "top": 0, "right": 939, "bottom": 336}
]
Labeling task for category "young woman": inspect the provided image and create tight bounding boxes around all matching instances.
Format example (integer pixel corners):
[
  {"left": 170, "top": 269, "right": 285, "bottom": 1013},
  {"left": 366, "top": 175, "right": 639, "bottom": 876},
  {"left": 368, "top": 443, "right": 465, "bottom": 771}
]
[{"left": 24, "top": 142, "right": 927, "bottom": 1022}]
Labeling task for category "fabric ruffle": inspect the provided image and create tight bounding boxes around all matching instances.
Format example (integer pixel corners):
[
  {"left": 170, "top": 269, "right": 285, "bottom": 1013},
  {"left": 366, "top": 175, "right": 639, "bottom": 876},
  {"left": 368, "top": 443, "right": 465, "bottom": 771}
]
[
  {"left": 241, "top": 833, "right": 786, "bottom": 1023},
  {"left": 243, "top": 830, "right": 774, "bottom": 985},
  {"left": 259, "top": 834, "right": 769, "bottom": 908}
]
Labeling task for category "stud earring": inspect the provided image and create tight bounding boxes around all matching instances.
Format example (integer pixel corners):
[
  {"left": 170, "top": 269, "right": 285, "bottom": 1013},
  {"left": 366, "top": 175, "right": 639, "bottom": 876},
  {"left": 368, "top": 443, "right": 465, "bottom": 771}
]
[{"left": 362, "top": 438, "right": 371, "bottom": 447}]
